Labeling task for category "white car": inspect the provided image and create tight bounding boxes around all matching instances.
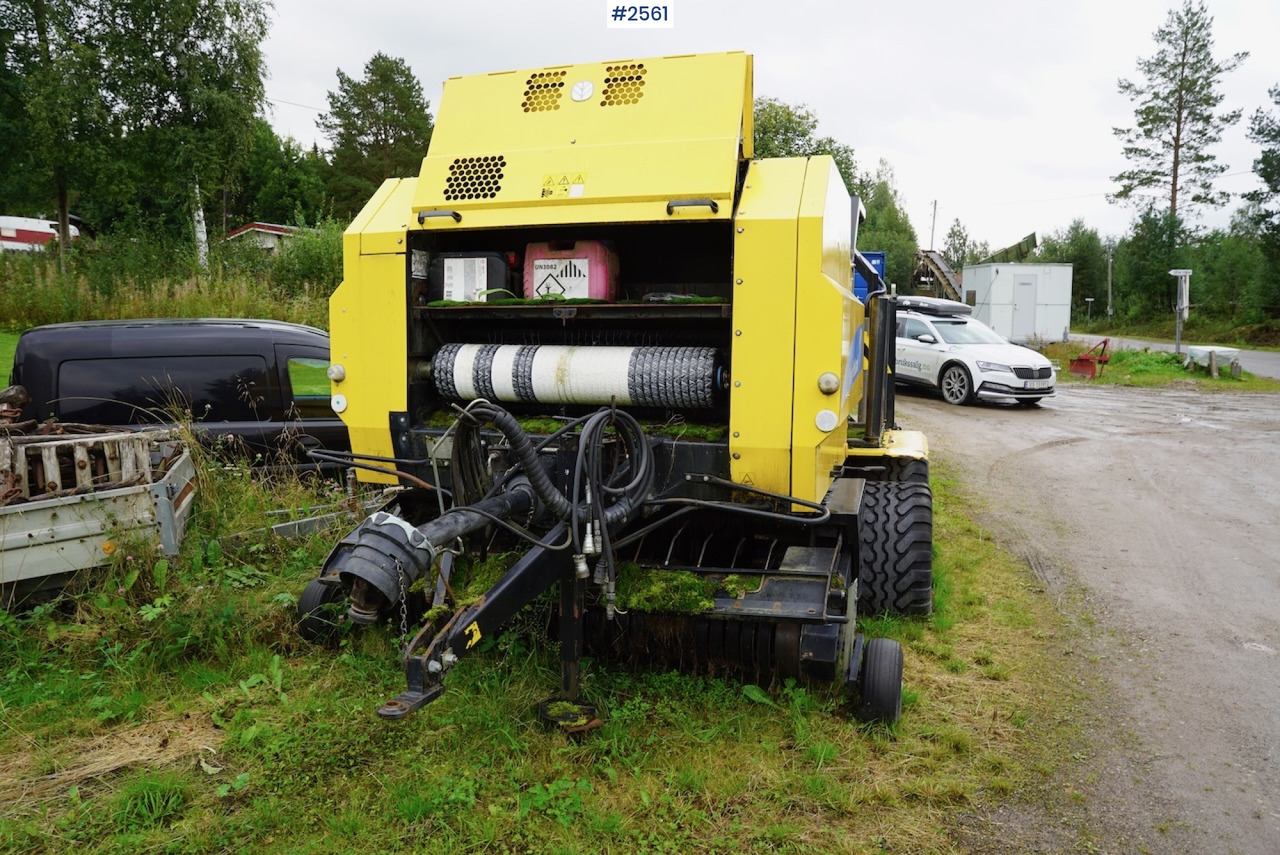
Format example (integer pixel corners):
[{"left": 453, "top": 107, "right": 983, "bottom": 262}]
[{"left": 894, "top": 296, "right": 1056, "bottom": 407}]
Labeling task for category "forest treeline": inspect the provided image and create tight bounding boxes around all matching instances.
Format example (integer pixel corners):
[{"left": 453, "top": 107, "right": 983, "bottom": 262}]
[{"left": 2, "top": 0, "right": 1278, "bottom": 336}]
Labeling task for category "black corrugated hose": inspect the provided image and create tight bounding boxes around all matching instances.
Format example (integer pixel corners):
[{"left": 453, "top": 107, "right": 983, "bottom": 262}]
[{"left": 461, "top": 403, "right": 655, "bottom": 564}]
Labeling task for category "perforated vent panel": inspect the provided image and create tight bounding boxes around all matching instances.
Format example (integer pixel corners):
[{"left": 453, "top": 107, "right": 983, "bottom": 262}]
[
  {"left": 522, "top": 71, "right": 566, "bottom": 112},
  {"left": 601, "top": 63, "right": 647, "bottom": 106},
  {"left": 444, "top": 156, "right": 506, "bottom": 201}
]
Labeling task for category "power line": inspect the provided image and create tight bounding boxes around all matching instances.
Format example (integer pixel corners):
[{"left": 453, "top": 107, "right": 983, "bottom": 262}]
[
  {"left": 1011, "top": 171, "right": 1258, "bottom": 206},
  {"left": 267, "top": 96, "right": 325, "bottom": 112},
  {"left": 936, "top": 170, "right": 1262, "bottom": 215}
]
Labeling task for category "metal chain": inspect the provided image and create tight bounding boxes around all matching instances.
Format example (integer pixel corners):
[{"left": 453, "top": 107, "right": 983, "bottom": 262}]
[{"left": 396, "top": 559, "right": 409, "bottom": 644}]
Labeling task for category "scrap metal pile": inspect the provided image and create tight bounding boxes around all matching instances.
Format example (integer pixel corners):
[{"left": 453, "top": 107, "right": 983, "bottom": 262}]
[{"left": 0, "top": 384, "right": 196, "bottom": 601}]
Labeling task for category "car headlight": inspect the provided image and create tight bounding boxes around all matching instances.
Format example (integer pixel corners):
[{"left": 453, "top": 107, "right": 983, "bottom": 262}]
[{"left": 975, "top": 361, "right": 1012, "bottom": 374}]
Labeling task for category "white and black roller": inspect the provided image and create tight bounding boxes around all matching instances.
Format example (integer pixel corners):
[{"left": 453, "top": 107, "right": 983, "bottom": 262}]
[{"left": 432, "top": 344, "right": 725, "bottom": 409}]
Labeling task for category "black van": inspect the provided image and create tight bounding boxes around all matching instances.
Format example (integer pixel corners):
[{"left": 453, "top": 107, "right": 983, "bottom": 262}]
[{"left": 10, "top": 319, "right": 349, "bottom": 470}]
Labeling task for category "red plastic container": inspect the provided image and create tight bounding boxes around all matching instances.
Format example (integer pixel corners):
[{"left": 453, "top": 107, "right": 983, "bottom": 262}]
[{"left": 523, "top": 240, "right": 619, "bottom": 301}]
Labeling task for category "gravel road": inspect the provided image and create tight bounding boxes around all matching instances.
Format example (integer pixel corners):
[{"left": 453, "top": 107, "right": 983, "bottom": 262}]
[{"left": 898, "top": 384, "right": 1280, "bottom": 854}]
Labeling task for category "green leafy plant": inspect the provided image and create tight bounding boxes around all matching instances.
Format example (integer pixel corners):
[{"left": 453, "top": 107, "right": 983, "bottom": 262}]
[
  {"left": 222, "top": 562, "right": 269, "bottom": 589},
  {"left": 138, "top": 595, "right": 173, "bottom": 622},
  {"left": 519, "top": 777, "right": 593, "bottom": 827},
  {"left": 742, "top": 684, "right": 775, "bottom": 707},
  {"left": 215, "top": 772, "right": 251, "bottom": 799}
]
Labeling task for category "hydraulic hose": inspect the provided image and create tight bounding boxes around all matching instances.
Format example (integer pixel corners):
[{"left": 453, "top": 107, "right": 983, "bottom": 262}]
[
  {"left": 334, "top": 402, "right": 655, "bottom": 619},
  {"left": 471, "top": 403, "right": 654, "bottom": 531}
]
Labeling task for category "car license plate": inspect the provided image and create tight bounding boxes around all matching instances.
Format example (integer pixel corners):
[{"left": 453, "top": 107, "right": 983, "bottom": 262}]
[{"left": 1024, "top": 379, "right": 1051, "bottom": 389}]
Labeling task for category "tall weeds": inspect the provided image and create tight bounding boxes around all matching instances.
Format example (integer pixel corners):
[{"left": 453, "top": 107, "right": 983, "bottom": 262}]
[{"left": 0, "top": 222, "right": 342, "bottom": 330}]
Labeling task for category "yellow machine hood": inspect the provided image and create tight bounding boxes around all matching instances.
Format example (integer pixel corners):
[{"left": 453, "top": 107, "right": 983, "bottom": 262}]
[{"left": 411, "top": 51, "right": 752, "bottom": 227}]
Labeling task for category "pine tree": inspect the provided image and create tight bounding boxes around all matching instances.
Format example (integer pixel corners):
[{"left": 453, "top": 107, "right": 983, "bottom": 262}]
[
  {"left": 1110, "top": 0, "right": 1247, "bottom": 218},
  {"left": 318, "top": 53, "right": 434, "bottom": 217}
]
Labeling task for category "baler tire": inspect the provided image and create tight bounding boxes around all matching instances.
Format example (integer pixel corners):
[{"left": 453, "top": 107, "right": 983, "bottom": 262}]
[
  {"left": 857, "top": 637, "right": 903, "bottom": 724},
  {"left": 940, "top": 364, "right": 974, "bottom": 405},
  {"left": 858, "top": 481, "right": 933, "bottom": 615},
  {"left": 883, "top": 457, "right": 929, "bottom": 485},
  {"left": 297, "top": 579, "right": 347, "bottom": 645}
]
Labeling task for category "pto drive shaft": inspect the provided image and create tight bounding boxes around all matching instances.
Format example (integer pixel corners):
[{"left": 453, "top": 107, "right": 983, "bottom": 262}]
[{"left": 339, "top": 484, "right": 536, "bottom": 623}]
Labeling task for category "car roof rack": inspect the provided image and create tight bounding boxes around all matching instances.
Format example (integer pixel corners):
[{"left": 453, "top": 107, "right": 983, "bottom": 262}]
[{"left": 898, "top": 295, "right": 973, "bottom": 316}]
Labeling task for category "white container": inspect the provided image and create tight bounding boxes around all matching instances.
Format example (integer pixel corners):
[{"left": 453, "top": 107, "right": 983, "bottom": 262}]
[{"left": 962, "top": 263, "right": 1073, "bottom": 344}]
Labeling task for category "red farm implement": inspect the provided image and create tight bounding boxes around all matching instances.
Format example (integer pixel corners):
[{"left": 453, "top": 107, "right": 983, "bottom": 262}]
[{"left": 1069, "top": 339, "right": 1110, "bottom": 380}]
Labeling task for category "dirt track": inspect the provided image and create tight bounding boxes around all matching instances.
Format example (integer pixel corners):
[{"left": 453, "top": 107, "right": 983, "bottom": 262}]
[{"left": 897, "top": 384, "right": 1280, "bottom": 854}]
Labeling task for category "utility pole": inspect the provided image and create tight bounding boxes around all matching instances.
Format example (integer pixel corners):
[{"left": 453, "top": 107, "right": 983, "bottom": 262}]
[{"left": 929, "top": 200, "right": 937, "bottom": 250}]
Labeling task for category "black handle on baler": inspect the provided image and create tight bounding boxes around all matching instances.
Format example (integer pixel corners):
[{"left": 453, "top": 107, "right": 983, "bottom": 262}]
[
  {"left": 417, "top": 209, "right": 463, "bottom": 223},
  {"left": 665, "top": 199, "right": 719, "bottom": 215}
]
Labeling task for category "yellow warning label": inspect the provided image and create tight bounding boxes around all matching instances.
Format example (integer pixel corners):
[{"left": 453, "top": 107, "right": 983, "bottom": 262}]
[
  {"left": 464, "top": 621, "right": 482, "bottom": 649},
  {"left": 540, "top": 172, "right": 587, "bottom": 199}
]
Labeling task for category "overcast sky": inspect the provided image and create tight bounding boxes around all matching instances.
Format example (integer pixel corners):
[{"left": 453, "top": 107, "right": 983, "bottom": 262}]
[{"left": 261, "top": 0, "right": 1279, "bottom": 251}]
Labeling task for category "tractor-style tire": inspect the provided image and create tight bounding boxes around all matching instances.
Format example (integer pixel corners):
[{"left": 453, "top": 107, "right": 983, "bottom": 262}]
[
  {"left": 857, "top": 637, "right": 904, "bottom": 724},
  {"left": 858, "top": 481, "right": 933, "bottom": 615},
  {"left": 297, "top": 578, "right": 346, "bottom": 645},
  {"left": 883, "top": 457, "right": 929, "bottom": 485},
  {"left": 940, "top": 364, "right": 974, "bottom": 405}
]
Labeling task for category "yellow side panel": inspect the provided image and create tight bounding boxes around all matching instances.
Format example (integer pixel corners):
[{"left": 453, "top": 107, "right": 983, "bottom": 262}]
[
  {"left": 793, "top": 158, "right": 857, "bottom": 504},
  {"left": 343, "top": 178, "right": 402, "bottom": 281},
  {"left": 729, "top": 159, "right": 806, "bottom": 496},
  {"left": 412, "top": 52, "right": 751, "bottom": 226},
  {"left": 360, "top": 179, "right": 419, "bottom": 257},
  {"left": 331, "top": 181, "right": 414, "bottom": 485}
]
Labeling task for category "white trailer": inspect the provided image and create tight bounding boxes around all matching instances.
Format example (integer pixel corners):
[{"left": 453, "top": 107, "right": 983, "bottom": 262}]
[{"left": 962, "top": 262, "right": 1073, "bottom": 344}]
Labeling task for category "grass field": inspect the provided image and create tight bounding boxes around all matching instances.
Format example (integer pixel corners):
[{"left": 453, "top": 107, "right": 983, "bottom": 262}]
[
  {"left": 0, "top": 331, "right": 17, "bottom": 382},
  {"left": 0, "top": 452, "right": 1094, "bottom": 853},
  {"left": 8, "top": 313, "right": 1262, "bottom": 850}
]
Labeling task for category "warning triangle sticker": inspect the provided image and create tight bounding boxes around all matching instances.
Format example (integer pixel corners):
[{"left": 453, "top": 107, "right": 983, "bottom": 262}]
[
  {"left": 740, "top": 474, "right": 755, "bottom": 486},
  {"left": 558, "top": 176, "right": 570, "bottom": 185},
  {"left": 536, "top": 274, "right": 567, "bottom": 296}
]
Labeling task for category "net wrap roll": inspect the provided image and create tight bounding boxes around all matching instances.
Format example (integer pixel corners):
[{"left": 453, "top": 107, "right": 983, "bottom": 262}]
[{"left": 433, "top": 344, "right": 723, "bottom": 409}]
